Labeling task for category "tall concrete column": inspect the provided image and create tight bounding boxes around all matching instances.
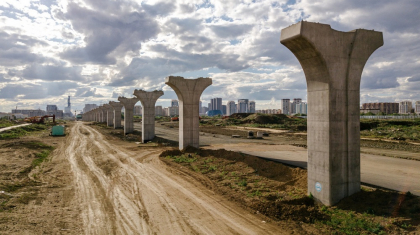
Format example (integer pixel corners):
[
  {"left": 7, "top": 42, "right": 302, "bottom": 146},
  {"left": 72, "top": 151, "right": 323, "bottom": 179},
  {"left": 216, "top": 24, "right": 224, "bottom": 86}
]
[
  {"left": 95, "top": 108, "right": 100, "bottom": 122},
  {"left": 280, "top": 21, "right": 383, "bottom": 205},
  {"left": 118, "top": 97, "right": 139, "bottom": 134},
  {"left": 109, "top": 101, "right": 123, "bottom": 129},
  {"left": 103, "top": 104, "right": 114, "bottom": 127},
  {"left": 98, "top": 106, "right": 106, "bottom": 123},
  {"left": 133, "top": 89, "right": 164, "bottom": 143},
  {"left": 165, "top": 76, "right": 212, "bottom": 150}
]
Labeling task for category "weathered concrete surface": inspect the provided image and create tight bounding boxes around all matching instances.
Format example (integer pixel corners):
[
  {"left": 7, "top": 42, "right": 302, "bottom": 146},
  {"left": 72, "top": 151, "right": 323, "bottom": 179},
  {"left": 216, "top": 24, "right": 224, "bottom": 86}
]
[
  {"left": 165, "top": 76, "right": 212, "bottom": 150},
  {"left": 103, "top": 104, "right": 114, "bottom": 127},
  {"left": 280, "top": 21, "right": 383, "bottom": 205},
  {"left": 109, "top": 101, "right": 123, "bottom": 129},
  {"left": 118, "top": 97, "right": 139, "bottom": 134},
  {"left": 98, "top": 106, "right": 107, "bottom": 123},
  {"left": 133, "top": 89, "right": 164, "bottom": 143}
]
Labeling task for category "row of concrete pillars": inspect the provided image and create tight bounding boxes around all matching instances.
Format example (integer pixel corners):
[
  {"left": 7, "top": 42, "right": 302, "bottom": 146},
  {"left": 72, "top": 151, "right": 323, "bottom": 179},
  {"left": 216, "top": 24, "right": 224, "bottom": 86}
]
[
  {"left": 84, "top": 21, "right": 383, "bottom": 206},
  {"left": 82, "top": 76, "right": 212, "bottom": 147}
]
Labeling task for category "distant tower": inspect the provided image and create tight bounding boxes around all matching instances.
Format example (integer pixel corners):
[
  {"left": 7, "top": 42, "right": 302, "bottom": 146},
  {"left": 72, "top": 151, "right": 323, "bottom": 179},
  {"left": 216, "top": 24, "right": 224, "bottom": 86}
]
[{"left": 65, "top": 96, "right": 72, "bottom": 115}]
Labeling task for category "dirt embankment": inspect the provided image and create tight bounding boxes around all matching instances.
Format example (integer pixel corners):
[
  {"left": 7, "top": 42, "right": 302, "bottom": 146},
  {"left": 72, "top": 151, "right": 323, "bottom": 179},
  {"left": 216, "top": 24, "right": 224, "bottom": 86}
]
[{"left": 161, "top": 148, "right": 420, "bottom": 234}]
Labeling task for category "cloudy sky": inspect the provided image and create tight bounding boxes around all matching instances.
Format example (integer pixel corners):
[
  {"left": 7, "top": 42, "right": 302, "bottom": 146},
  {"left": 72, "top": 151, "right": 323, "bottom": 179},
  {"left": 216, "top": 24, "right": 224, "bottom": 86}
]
[{"left": 0, "top": 0, "right": 419, "bottom": 113}]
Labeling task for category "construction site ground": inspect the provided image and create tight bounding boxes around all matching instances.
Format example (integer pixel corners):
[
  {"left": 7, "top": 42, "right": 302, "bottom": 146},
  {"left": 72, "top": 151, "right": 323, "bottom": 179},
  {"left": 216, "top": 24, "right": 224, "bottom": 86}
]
[{"left": 0, "top": 121, "right": 419, "bottom": 234}]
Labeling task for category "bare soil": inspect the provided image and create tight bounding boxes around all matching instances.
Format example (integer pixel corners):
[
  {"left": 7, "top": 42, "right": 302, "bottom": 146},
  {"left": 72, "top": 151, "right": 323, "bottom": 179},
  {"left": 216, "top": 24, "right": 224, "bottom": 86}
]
[{"left": 0, "top": 121, "right": 419, "bottom": 234}]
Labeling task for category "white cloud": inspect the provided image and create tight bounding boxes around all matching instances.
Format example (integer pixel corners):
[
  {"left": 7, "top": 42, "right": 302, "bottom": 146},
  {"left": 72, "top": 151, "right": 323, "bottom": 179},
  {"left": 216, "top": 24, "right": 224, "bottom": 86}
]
[{"left": 0, "top": 0, "right": 419, "bottom": 112}]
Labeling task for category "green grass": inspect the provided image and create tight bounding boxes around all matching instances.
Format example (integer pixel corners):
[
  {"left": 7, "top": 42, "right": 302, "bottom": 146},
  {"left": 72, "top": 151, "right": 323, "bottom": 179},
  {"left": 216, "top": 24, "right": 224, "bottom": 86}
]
[
  {"left": 166, "top": 154, "right": 197, "bottom": 163},
  {"left": 0, "top": 124, "right": 49, "bottom": 140},
  {"left": 0, "top": 120, "right": 15, "bottom": 129},
  {"left": 360, "top": 119, "right": 420, "bottom": 141},
  {"left": 319, "top": 208, "right": 386, "bottom": 234}
]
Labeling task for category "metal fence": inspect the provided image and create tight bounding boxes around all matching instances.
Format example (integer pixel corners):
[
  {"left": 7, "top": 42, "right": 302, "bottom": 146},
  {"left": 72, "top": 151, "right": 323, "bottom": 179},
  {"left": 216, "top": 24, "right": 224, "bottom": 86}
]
[
  {"left": 360, "top": 115, "right": 419, "bottom": 120},
  {"left": 297, "top": 116, "right": 419, "bottom": 120}
]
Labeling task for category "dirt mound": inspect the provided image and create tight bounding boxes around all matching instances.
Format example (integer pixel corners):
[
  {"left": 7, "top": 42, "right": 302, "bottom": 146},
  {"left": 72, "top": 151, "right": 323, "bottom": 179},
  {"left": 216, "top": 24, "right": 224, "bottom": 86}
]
[
  {"left": 242, "top": 113, "right": 288, "bottom": 124},
  {"left": 228, "top": 113, "right": 254, "bottom": 119},
  {"left": 161, "top": 148, "right": 420, "bottom": 234},
  {"left": 161, "top": 148, "right": 318, "bottom": 223}
]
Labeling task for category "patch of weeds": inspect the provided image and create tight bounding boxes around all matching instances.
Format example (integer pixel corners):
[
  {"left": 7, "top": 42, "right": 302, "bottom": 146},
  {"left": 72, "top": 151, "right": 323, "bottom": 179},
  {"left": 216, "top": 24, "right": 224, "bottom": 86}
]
[
  {"left": 248, "top": 190, "right": 262, "bottom": 197},
  {"left": 320, "top": 208, "right": 385, "bottom": 234},
  {"left": 0, "top": 194, "right": 12, "bottom": 212},
  {"left": 16, "top": 193, "right": 37, "bottom": 204},
  {"left": 237, "top": 179, "right": 248, "bottom": 187},
  {"left": 167, "top": 154, "right": 197, "bottom": 163},
  {"left": 32, "top": 150, "right": 52, "bottom": 168},
  {"left": 208, "top": 165, "right": 217, "bottom": 171},
  {"left": 219, "top": 171, "right": 227, "bottom": 177}
]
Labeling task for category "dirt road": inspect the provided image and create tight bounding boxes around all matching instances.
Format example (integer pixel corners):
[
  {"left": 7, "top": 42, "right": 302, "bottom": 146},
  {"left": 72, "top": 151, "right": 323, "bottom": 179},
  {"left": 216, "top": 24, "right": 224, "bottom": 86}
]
[{"left": 64, "top": 122, "right": 284, "bottom": 234}]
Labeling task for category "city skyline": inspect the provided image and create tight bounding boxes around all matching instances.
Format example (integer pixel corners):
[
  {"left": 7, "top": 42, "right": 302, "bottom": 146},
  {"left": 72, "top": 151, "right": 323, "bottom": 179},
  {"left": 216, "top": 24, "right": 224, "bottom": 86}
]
[{"left": 0, "top": 0, "right": 419, "bottom": 112}]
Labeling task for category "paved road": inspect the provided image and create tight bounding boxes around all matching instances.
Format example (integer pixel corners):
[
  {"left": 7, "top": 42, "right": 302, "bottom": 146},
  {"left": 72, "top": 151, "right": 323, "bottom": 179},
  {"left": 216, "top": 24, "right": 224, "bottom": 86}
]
[
  {"left": 0, "top": 123, "right": 31, "bottom": 133},
  {"left": 143, "top": 124, "right": 420, "bottom": 196}
]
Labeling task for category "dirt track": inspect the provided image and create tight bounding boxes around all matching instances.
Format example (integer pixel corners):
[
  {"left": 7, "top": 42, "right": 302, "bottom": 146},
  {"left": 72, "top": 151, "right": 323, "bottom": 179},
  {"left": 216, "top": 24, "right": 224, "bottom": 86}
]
[{"left": 61, "top": 122, "right": 284, "bottom": 234}]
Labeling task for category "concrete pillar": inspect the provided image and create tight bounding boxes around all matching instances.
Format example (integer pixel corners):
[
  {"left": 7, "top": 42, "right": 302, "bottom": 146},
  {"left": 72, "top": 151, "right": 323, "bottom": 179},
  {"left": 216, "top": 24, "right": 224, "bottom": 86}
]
[
  {"left": 95, "top": 109, "right": 99, "bottom": 122},
  {"left": 165, "top": 76, "right": 212, "bottom": 149},
  {"left": 280, "top": 21, "right": 383, "bottom": 205},
  {"left": 95, "top": 108, "right": 100, "bottom": 122},
  {"left": 97, "top": 106, "right": 106, "bottom": 123},
  {"left": 133, "top": 89, "right": 164, "bottom": 143},
  {"left": 103, "top": 104, "right": 114, "bottom": 127},
  {"left": 118, "top": 97, "right": 139, "bottom": 134},
  {"left": 109, "top": 101, "right": 123, "bottom": 129}
]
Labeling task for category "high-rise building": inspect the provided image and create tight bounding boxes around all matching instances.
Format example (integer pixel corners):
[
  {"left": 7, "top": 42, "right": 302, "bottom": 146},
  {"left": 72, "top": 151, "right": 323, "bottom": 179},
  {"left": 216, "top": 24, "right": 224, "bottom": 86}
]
[
  {"left": 83, "top": 104, "right": 98, "bottom": 113},
  {"left": 237, "top": 99, "right": 249, "bottom": 113},
  {"left": 211, "top": 98, "right": 222, "bottom": 111},
  {"left": 64, "top": 96, "right": 72, "bottom": 116},
  {"left": 208, "top": 103, "right": 212, "bottom": 111},
  {"left": 134, "top": 105, "right": 142, "bottom": 116},
  {"left": 171, "top": 100, "right": 179, "bottom": 107},
  {"left": 361, "top": 102, "right": 399, "bottom": 114},
  {"left": 399, "top": 100, "right": 412, "bottom": 114},
  {"left": 46, "top": 105, "right": 58, "bottom": 112},
  {"left": 227, "top": 101, "right": 237, "bottom": 116},
  {"left": 222, "top": 105, "right": 227, "bottom": 115},
  {"left": 249, "top": 101, "right": 256, "bottom": 113},
  {"left": 202, "top": 107, "right": 209, "bottom": 114},
  {"left": 168, "top": 106, "right": 179, "bottom": 116},
  {"left": 291, "top": 98, "right": 302, "bottom": 114},
  {"left": 280, "top": 99, "right": 291, "bottom": 115},
  {"left": 415, "top": 101, "right": 420, "bottom": 114},
  {"left": 296, "top": 102, "right": 307, "bottom": 115},
  {"left": 155, "top": 106, "right": 163, "bottom": 116}
]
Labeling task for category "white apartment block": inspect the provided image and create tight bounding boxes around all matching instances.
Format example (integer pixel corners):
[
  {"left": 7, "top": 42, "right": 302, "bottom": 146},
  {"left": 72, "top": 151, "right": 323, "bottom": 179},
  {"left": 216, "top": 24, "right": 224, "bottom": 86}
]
[
  {"left": 399, "top": 100, "right": 413, "bottom": 114},
  {"left": 155, "top": 106, "right": 163, "bottom": 116},
  {"left": 227, "top": 101, "right": 237, "bottom": 116},
  {"left": 415, "top": 101, "right": 420, "bottom": 114}
]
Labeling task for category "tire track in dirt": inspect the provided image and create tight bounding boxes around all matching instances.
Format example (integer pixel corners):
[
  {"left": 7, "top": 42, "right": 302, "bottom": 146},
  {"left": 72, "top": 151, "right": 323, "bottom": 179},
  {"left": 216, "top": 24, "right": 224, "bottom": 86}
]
[
  {"left": 66, "top": 123, "right": 116, "bottom": 234},
  {"left": 68, "top": 122, "right": 285, "bottom": 234}
]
